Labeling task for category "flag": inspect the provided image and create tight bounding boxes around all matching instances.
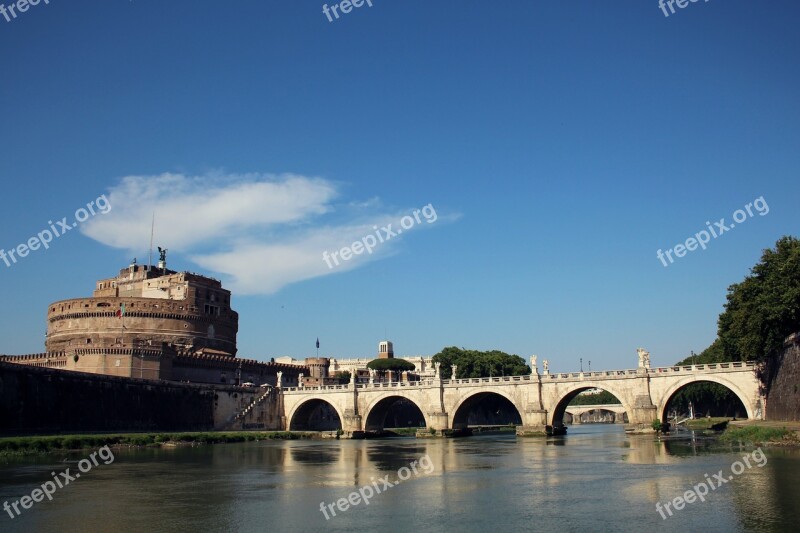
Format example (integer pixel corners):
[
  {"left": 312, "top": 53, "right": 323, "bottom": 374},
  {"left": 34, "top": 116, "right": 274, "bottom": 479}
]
[
  {"left": 316, "top": 338, "right": 320, "bottom": 349},
  {"left": 117, "top": 304, "right": 126, "bottom": 319}
]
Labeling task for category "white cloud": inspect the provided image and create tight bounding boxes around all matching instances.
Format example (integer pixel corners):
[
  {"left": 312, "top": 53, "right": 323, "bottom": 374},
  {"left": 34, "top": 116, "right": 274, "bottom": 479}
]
[
  {"left": 82, "top": 172, "right": 453, "bottom": 295},
  {"left": 82, "top": 173, "right": 336, "bottom": 250}
]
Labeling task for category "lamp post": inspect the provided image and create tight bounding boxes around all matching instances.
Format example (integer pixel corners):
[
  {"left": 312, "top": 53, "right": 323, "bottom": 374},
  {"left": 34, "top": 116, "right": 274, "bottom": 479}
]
[
  {"left": 588, "top": 360, "right": 591, "bottom": 372},
  {"left": 580, "top": 358, "right": 583, "bottom": 372},
  {"left": 691, "top": 350, "right": 696, "bottom": 367}
]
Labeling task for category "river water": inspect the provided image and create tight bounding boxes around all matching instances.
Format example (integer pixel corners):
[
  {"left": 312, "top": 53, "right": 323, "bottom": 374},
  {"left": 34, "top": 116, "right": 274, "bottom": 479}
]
[{"left": 1, "top": 425, "right": 798, "bottom": 532}]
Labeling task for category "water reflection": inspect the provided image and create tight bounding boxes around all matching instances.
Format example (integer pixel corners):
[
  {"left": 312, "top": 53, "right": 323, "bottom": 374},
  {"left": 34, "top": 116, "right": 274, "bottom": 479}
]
[{"left": 0, "top": 426, "right": 797, "bottom": 532}]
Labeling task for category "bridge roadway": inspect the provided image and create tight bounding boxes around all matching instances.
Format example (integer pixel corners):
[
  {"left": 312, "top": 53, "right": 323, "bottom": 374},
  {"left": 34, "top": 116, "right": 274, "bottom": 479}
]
[{"left": 279, "top": 361, "right": 762, "bottom": 437}]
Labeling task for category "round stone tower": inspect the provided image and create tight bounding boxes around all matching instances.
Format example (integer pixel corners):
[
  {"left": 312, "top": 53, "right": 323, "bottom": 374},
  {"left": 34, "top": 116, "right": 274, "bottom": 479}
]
[
  {"left": 304, "top": 358, "right": 330, "bottom": 380},
  {"left": 45, "top": 261, "right": 238, "bottom": 356}
]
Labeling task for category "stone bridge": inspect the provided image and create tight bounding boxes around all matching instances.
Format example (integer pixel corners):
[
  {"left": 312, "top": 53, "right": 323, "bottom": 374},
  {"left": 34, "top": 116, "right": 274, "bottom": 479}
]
[
  {"left": 279, "top": 361, "right": 763, "bottom": 436},
  {"left": 565, "top": 404, "right": 628, "bottom": 424}
]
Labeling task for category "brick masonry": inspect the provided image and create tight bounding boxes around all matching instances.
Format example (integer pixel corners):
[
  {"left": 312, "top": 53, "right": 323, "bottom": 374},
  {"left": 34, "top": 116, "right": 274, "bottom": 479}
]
[{"left": 766, "top": 333, "right": 800, "bottom": 421}]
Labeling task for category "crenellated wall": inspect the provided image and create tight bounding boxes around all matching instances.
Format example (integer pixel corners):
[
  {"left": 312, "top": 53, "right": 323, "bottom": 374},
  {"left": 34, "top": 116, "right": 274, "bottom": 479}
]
[{"left": 1, "top": 349, "right": 306, "bottom": 386}]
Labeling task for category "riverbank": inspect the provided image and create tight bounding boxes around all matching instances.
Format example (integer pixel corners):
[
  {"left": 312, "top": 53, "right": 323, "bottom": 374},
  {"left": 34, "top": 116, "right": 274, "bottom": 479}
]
[
  {"left": 682, "top": 417, "right": 734, "bottom": 430},
  {"left": 0, "top": 431, "right": 316, "bottom": 457},
  {"left": 665, "top": 418, "right": 800, "bottom": 447},
  {"left": 722, "top": 419, "right": 800, "bottom": 446}
]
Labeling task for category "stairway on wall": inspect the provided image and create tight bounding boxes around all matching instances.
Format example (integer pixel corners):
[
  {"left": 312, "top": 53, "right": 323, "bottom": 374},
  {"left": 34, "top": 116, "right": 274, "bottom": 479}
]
[{"left": 223, "top": 388, "right": 274, "bottom": 430}]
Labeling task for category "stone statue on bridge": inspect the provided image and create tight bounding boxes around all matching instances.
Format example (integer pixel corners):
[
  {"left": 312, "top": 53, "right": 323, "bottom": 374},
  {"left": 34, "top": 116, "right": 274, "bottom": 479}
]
[
  {"left": 637, "top": 348, "right": 651, "bottom": 369},
  {"left": 530, "top": 355, "right": 538, "bottom": 375},
  {"left": 542, "top": 359, "right": 549, "bottom": 374},
  {"left": 276, "top": 371, "right": 283, "bottom": 388},
  {"left": 451, "top": 365, "right": 458, "bottom": 380},
  {"left": 434, "top": 362, "right": 441, "bottom": 379}
]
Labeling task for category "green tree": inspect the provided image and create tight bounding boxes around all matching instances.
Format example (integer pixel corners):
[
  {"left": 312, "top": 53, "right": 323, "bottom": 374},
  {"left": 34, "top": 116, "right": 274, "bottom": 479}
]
[
  {"left": 669, "top": 237, "right": 800, "bottom": 406},
  {"left": 674, "top": 237, "right": 800, "bottom": 388},
  {"left": 431, "top": 347, "right": 530, "bottom": 379},
  {"left": 366, "top": 358, "right": 416, "bottom": 382},
  {"left": 671, "top": 340, "right": 746, "bottom": 417},
  {"left": 717, "top": 236, "right": 800, "bottom": 364},
  {"left": 675, "top": 338, "right": 730, "bottom": 366},
  {"left": 365, "top": 359, "right": 416, "bottom": 372}
]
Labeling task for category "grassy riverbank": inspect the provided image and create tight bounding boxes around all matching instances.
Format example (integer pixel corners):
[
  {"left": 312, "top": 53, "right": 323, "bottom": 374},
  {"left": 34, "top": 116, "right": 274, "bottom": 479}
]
[
  {"left": 720, "top": 424, "right": 800, "bottom": 446},
  {"left": 0, "top": 431, "right": 313, "bottom": 457}
]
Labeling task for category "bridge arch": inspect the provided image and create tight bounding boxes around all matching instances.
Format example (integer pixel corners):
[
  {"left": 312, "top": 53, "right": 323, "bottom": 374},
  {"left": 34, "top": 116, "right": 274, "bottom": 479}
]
[
  {"left": 363, "top": 394, "right": 429, "bottom": 431},
  {"left": 656, "top": 376, "right": 755, "bottom": 422},
  {"left": 451, "top": 390, "right": 524, "bottom": 430},
  {"left": 551, "top": 384, "right": 632, "bottom": 428},
  {"left": 287, "top": 397, "right": 344, "bottom": 431}
]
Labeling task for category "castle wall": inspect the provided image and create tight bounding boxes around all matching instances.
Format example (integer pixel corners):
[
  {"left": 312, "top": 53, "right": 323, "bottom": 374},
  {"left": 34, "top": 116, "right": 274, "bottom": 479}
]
[
  {"left": 1, "top": 351, "right": 305, "bottom": 387},
  {"left": 170, "top": 355, "right": 304, "bottom": 387},
  {"left": 46, "top": 297, "right": 238, "bottom": 356},
  {"left": 68, "top": 347, "right": 173, "bottom": 380},
  {"left": 766, "top": 333, "right": 800, "bottom": 421},
  {"left": 0, "top": 362, "right": 280, "bottom": 435}
]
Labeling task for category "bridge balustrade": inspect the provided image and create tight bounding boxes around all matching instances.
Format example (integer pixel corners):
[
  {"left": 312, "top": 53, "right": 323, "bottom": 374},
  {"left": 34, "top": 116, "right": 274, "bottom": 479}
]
[{"left": 280, "top": 361, "right": 757, "bottom": 396}]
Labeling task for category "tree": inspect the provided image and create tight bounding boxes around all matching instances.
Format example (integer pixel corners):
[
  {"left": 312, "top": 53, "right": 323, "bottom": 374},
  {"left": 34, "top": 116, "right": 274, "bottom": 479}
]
[
  {"left": 674, "top": 338, "right": 730, "bottom": 366},
  {"left": 672, "top": 340, "right": 745, "bottom": 417},
  {"left": 674, "top": 237, "right": 800, "bottom": 388},
  {"left": 333, "top": 371, "right": 351, "bottom": 384},
  {"left": 431, "top": 347, "right": 530, "bottom": 379},
  {"left": 365, "top": 359, "right": 416, "bottom": 372},
  {"left": 717, "top": 236, "right": 800, "bottom": 364}
]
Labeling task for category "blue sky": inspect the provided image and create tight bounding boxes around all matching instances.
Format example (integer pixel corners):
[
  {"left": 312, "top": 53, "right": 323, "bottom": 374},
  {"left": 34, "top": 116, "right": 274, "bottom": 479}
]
[{"left": 0, "top": 0, "right": 798, "bottom": 371}]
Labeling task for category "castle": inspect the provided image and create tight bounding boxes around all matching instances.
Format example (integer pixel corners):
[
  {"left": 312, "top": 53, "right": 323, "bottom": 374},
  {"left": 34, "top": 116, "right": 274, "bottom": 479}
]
[{"left": 0, "top": 253, "right": 306, "bottom": 386}]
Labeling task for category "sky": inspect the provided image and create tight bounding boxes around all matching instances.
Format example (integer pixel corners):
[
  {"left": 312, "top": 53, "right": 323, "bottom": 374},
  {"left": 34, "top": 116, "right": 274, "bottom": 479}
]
[{"left": 0, "top": 0, "right": 798, "bottom": 371}]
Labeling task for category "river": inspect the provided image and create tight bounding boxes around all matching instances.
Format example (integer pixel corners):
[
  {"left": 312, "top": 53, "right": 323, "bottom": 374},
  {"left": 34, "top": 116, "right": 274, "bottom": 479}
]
[{"left": 1, "top": 425, "right": 798, "bottom": 532}]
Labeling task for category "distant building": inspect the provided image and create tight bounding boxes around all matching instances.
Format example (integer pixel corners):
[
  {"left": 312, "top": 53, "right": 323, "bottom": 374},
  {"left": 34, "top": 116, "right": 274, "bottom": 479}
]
[
  {"left": 272, "top": 341, "right": 435, "bottom": 383},
  {"left": 328, "top": 341, "right": 435, "bottom": 380}
]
